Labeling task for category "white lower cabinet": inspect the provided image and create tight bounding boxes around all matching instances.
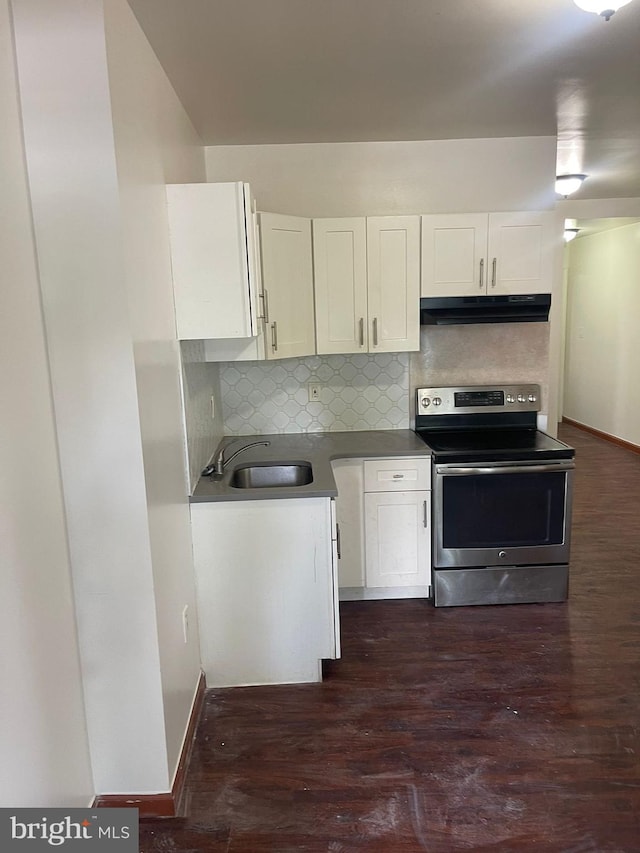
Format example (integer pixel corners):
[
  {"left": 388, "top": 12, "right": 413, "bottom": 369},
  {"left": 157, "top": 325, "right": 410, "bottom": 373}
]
[
  {"left": 331, "top": 459, "right": 366, "bottom": 589},
  {"left": 190, "top": 497, "right": 339, "bottom": 687},
  {"left": 364, "top": 491, "right": 431, "bottom": 589},
  {"left": 334, "top": 457, "right": 432, "bottom": 599},
  {"left": 363, "top": 458, "right": 431, "bottom": 593}
]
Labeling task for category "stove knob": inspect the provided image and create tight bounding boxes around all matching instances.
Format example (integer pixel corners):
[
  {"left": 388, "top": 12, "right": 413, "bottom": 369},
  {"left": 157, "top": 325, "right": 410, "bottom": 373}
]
[
  {"left": 528, "top": 394, "right": 537, "bottom": 403},
  {"left": 517, "top": 394, "right": 526, "bottom": 403},
  {"left": 506, "top": 394, "right": 515, "bottom": 403},
  {"left": 432, "top": 397, "right": 442, "bottom": 407},
  {"left": 421, "top": 397, "right": 431, "bottom": 408}
]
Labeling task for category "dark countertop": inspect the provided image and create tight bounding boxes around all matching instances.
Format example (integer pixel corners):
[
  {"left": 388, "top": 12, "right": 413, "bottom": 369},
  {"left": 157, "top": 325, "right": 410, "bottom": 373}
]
[{"left": 190, "top": 430, "right": 431, "bottom": 502}]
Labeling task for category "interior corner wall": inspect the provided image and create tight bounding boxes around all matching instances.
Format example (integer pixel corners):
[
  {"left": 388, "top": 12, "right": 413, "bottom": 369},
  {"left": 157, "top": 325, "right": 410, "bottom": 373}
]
[
  {"left": 0, "top": 0, "right": 93, "bottom": 807},
  {"left": 564, "top": 222, "right": 640, "bottom": 446},
  {"left": 11, "top": 0, "right": 169, "bottom": 794},
  {"left": 204, "top": 136, "right": 557, "bottom": 216},
  {"left": 180, "top": 341, "right": 224, "bottom": 493},
  {"left": 103, "top": 0, "right": 209, "bottom": 779}
]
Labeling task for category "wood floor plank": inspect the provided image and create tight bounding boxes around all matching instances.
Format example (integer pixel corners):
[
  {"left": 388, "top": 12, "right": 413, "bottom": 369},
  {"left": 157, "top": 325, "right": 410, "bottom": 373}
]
[{"left": 140, "top": 424, "right": 640, "bottom": 852}]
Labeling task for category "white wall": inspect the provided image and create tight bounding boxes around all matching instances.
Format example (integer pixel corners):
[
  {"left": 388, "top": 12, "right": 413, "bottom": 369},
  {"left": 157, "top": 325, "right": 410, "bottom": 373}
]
[
  {"left": 564, "top": 222, "right": 640, "bottom": 447},
  {"left": 11, "top": 0, "right": 169, "bottom": 794},
  {"left": 0, "top": 0, "right": 93, "bottom": 806},
  {"left": 205, "top": 136, "right": 557, "bottom": 216},
  {"left": 103, "top": 0, "right": 208, "bottom": 780}
]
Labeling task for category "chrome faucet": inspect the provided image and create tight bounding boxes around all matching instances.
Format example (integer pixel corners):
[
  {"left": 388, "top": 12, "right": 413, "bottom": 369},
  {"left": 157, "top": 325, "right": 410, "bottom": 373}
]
[{"left": 207, "top": 440, "right": 271, "bottom": 477}]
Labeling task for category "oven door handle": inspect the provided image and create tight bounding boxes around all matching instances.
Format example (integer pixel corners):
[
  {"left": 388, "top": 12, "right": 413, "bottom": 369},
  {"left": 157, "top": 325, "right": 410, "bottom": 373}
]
[{"left": 436, "top": 462, "right": 575, "bottom": 476}]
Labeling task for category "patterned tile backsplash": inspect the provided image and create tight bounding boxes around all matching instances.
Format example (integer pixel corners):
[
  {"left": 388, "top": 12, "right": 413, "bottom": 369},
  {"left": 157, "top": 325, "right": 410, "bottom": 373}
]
[
  {"left": 220, "top": 353, "right": 410, "bottom": 435},
  {"left": 180, "top": 340, "right": 223, "bottom": 492}
]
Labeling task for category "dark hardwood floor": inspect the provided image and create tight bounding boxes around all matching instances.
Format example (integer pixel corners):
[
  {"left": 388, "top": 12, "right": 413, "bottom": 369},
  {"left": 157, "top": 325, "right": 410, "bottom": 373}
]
[{"left": 141, "top": 424, "right": 640, "bottom": 852}]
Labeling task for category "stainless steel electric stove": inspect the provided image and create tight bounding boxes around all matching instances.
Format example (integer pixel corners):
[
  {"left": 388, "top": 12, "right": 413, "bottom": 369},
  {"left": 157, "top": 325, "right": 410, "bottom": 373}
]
[{"left": 414, "top": 384, "right": 575, "bottom": 607}]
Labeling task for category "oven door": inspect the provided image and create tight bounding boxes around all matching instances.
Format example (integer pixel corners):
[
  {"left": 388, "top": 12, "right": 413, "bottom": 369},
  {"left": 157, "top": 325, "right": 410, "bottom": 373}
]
[{"left": 434, "top": 459, "right": 574, "bottom": 569}]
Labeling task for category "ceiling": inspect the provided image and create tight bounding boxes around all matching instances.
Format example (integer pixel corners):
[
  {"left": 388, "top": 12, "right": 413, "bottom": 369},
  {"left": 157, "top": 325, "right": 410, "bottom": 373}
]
[{"left": 127, "top": 0, "right": 640, "bottom": 199}]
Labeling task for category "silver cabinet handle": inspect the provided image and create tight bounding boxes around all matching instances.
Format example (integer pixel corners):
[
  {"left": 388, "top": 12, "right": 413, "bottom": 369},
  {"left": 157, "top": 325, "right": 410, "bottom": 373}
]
[
  {"left": 271, "top": 321, "right": 278, "bottom": 351},
  {"left": 359, "top": 317, "right": 364, "bottom": 347},
  {"left": 372, "top": 317, "right": 379, "bottom": 347},
  {"left": 263, "top": 288, "right": 270, "bottom": 323},
  {"left": 423, "top": 500, "right": 428, "bottom": 528},
  {"left": 479, "top": 258, "right": 484, "bottom": 289},
  {"left": 491, "top": 257, "right": 497, "bottom": 288}
]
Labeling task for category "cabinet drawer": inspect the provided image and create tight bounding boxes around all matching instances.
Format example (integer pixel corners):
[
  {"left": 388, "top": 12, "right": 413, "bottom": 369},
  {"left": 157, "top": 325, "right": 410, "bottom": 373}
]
[{"left": 363, "top": 458, "right": 431, "bottom": 492}]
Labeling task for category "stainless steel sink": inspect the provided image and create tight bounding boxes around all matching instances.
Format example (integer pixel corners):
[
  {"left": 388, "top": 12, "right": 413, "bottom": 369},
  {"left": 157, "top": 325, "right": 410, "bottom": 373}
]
[{"left": 229, "top": 462, "right": 313, "bottom": 489}]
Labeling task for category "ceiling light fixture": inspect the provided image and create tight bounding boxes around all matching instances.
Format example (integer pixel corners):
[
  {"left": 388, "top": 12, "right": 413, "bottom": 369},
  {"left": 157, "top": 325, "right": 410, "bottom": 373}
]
[
  {"left": 556, "top": 174, "right": 587, "bottom": 197},
  {"left": 573, "top": 0, "right": 634, "bottom": 21},
  {"left": 564, "top": 228, "right": 580, "bottom": 243}
]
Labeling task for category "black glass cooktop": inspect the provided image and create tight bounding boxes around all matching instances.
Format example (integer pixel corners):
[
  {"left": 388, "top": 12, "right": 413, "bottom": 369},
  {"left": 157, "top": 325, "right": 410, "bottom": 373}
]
[{"left": 415, "top": 428, "right": 575, "bottom": 463}]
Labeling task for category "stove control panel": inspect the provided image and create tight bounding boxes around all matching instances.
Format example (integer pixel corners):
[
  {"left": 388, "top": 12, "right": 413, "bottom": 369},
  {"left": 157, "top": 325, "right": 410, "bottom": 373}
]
[{"left": 416, "top": 384, "right": 540, "bottom": 416}]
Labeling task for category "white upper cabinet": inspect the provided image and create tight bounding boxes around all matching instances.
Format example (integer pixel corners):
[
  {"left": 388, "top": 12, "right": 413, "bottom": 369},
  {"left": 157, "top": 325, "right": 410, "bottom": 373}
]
[
  {"left": 313, "top": 218, "right": 368, "bottom": 354},
  {"left": 420, "top": 213, "right": 488, "bottom": 298},
  {"left": 421, "top": 211, "right": 555, "bottom": 298},
  {"left": 313, "top": 215, "right": 420, "bottom": 354},
  {"left": 259, "top": 213, "right": 316, "bottom": 360},
  {"left": 166, "top": 182, "right": 261, "bottom": 340},
  {"left": 487, "top": 212, "right": 555, "bottom": 296},
  {"left": 367, "top": 217, "right": 421, "bottom": 352}
]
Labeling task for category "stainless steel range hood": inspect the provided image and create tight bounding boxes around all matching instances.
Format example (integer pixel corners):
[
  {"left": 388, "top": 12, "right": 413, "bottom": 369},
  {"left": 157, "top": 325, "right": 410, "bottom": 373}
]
[{"left": 420, "top": 293, "right": 551, "bottom": 325}]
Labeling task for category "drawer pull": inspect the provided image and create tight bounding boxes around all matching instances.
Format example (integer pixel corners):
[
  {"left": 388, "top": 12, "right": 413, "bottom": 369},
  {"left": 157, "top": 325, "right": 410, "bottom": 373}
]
[{"left": 393, "top": 473, "right": 404, "bottom": 479}]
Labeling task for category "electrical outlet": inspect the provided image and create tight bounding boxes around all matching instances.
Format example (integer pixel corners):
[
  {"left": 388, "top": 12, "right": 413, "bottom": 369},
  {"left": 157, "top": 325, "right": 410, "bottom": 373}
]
[
  {"left": 182, "top": 605, "right": 189, "bottom": 644},
  {"left": 308, "top": 383, "right": 321, "bottom": 402},
  {"left": 210, "top": 395, "right": 216, "bottom": 419}
]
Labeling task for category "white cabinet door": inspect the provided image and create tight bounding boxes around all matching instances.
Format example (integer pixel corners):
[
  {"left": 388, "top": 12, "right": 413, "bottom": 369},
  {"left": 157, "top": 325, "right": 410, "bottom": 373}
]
[
  {"left": 202, "top": 197, "right": 268, "bottom": 362},
  {"left": 421, "top": 211, "right": 555, "bottom": 297},
  {"left": 421, "top": 213, "right": 489, "bottom": 297},
  {"left": 329, "top": 499, "right": 341, "bottom": 659},
  {"left": 313, "top": 218, "right": 368, "bottom": 354},
  {"left": 364, "top": 491, "right": 431, "bottom": 588},
  {"left": 259, "top": 213, "right": 316, "bottom": 360},
  {"left": 191, "top": 497, "right": 337, "bottom": 687},
  {"left": 487, "top": 212, "right": 555, "bottom": 295},
  {"left": 367, "top": 216, "right": 421, "bottom": 352},
  {"left": 166, "top": 182, "right": 258, "bottom": 340},
  {"left": 331, "top": 459, "right": 365, "bottom": 589}
]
